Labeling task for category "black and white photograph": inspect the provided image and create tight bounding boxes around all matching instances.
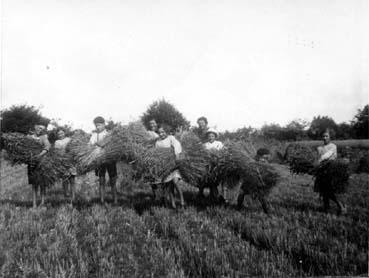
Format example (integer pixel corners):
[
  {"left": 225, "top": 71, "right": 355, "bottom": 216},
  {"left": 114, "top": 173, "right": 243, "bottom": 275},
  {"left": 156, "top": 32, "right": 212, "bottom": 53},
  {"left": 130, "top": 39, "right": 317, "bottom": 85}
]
[{"left": 0, "top": 0, "right": 368, "bottom": 277}]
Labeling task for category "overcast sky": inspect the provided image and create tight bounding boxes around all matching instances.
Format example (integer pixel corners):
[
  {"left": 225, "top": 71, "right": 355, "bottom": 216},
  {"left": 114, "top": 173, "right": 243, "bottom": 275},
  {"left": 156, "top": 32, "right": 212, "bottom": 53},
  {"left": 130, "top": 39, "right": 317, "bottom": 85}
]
[{"left": 1, "top": 0, "right": 368, "bottom": 131}]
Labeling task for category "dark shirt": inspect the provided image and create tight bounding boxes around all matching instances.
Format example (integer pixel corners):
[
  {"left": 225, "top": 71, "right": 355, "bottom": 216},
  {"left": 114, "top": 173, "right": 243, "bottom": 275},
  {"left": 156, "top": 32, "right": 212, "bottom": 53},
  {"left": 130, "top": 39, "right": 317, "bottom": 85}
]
[{"left": 191, "top": 126, "right": 209, "bottom": 143}]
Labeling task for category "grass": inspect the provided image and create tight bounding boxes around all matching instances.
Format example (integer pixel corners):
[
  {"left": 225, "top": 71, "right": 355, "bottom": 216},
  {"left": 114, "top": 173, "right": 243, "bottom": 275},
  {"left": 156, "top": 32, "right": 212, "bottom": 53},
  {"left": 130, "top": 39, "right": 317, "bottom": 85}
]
[{"left": 0, "top": 163, "right": 368, "bottom": 277}]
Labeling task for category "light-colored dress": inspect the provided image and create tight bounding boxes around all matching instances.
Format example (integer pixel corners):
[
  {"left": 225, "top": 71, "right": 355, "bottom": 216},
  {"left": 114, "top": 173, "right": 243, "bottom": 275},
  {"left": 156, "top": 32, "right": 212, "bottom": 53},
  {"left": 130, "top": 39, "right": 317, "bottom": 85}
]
[
  {"left": 155, "top": 135, "right": 182, "bottom": 183},
  {"left": 317, "top": 143, "right": 337, "bottom": 162},
  {"left": 204, "top": 140, "right": 224, "bottom": 151}
]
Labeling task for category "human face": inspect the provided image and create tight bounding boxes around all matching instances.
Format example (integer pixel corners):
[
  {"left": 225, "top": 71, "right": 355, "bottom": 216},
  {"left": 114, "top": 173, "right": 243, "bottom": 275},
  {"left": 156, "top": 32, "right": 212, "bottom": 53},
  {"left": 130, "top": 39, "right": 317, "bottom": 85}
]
[
  {"left": 95, "top": 123, "right": 105, "bottom": 133},
  {"left": 34, "top": 125, "right": 44, "bottom": 136},
  {"left": 57, "top": 130, "right": 66, "bottom": 140},
  {"left": 207, "top": 132, "right": 216, "bottom": 143},
  {"left": 323, "top": 133, "right": 330, "bottom": 144},
  {"left": 198, "top": 120, "right": 207, "bottom": 130},
  {"left": 149, "top": 120, "right": 157, "bottom": 131},
  {"left": 158, "top": 128, "right": 167, "bottom": 140}
]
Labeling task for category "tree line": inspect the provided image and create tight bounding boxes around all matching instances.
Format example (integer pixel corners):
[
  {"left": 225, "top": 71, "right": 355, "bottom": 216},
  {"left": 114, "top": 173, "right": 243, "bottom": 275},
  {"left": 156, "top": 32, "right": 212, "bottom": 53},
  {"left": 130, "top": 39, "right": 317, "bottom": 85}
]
[{"left": 1, "top": 101, "right": 368, "bottom": 142}]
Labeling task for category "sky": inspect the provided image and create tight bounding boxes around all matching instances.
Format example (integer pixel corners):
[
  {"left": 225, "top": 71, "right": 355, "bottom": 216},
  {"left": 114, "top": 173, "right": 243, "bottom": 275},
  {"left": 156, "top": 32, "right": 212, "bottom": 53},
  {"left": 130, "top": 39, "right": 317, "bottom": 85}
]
[{"left": 0, "top": 0, "right": 368, "bottom": 132}]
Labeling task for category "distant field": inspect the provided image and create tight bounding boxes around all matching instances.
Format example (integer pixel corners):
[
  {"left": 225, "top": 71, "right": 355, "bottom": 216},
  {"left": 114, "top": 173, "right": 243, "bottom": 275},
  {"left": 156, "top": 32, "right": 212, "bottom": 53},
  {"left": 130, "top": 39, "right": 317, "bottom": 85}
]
[{"left": 0, "top": 164, "right": 368, "bottom": 277}]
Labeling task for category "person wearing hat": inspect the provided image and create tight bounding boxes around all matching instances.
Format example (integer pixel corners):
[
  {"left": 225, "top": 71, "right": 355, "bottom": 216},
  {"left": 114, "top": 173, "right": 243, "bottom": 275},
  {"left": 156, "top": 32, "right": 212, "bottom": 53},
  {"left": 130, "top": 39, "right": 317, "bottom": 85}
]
[
  {"left": 28, "top": 124, "right": 51, "bottom": 208},
  {"left": 204, "top": 128, "right": 224, "bottom": 151},
  {"left": 89, "top": 116, "right": 118, "bottom": 205}
]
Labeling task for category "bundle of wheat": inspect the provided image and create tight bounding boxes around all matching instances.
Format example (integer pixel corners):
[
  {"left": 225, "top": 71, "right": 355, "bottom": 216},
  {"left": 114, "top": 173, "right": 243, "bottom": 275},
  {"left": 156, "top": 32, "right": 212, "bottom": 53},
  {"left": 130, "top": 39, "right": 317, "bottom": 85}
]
[
  {"left": 285, "top": 143, "right": 317, "bottom": 175},
  {"left": 1, "top": 132, "right": 44, "bottom": 165},
  {"left": 175, "top": 131, "right": 211, "bottom": 186},
  {"left": 28, "top": 148, "right": 74, "bottom": 188},
  {"left": 65, "top": 131, "right": 98, "bottom": 174},
  {"left": 66, "top": 122, "right": 151, "bottom": 174},
  {"left": 239, "top": 162, "right": 280, "bottom": 198},
  {"left": 313, "top": 159, "right": 350, "bottom": 195},
  {"left": 1, "top": 133, "right": 73, "bottom": 188},
  {"left": 100, "top": 122, "right": 151, "bottom": 164},
  {"left": 133, "top": 147, "right": 177, "bottom": 182}
]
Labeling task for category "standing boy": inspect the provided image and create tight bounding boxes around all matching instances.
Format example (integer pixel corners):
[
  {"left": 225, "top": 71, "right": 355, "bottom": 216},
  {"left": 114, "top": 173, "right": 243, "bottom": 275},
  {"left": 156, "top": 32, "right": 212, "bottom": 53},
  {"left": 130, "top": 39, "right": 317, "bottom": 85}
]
[
  {"left": 28, "top": 124, "right": 51, "bottom": 208},
  {"left": 89, "top": 116, "right": 118, "bottom": 204}
]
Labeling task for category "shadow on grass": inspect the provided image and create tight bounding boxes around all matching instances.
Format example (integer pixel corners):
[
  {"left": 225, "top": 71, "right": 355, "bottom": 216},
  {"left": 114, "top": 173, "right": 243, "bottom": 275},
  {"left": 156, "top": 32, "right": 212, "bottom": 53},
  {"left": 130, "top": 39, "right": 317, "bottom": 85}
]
[{"left": 0, "top": 186, "right": 273, "bottom": 215}]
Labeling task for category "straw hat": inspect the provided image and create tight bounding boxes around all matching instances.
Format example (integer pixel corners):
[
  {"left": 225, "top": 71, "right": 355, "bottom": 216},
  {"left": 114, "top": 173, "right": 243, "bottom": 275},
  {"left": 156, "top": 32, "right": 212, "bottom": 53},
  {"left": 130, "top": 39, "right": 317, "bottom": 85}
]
[{"left": 205, "top": 128, "right": 218, "bottom": 138}]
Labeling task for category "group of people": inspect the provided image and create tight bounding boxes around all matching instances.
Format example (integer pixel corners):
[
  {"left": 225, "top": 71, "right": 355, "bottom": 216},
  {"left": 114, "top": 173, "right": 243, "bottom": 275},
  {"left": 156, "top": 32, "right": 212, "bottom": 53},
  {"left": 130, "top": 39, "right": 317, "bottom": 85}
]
[
  {"left": 27, "top": 115, "right": 227, "bottom": 208},
  {"left": 27, "top": 116, "right": 345, "bottom": 214}
]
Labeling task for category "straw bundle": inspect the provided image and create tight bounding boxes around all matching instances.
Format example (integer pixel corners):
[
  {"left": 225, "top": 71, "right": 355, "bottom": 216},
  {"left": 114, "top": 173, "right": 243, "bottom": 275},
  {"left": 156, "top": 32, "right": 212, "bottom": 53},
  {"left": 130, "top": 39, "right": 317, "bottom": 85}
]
[
  {"left": 1, "top": 132, "right": 44, "bottom": 165},
  {"left": 28, "top": 148, "right": 73, "bottom": 188},
  {"left": 313, "top": 159, "right": 350, "bottom": 195},
  {"left": 133, "top": 147, "right": 177, "bottom": 182},
  {"left": 178, "top": 136, "right": 279, "bottom": 196},
  {"left": 176, "top": 131, "right": 211, "bottom": 186},
  {"left": 1, "top": 133, "right": 73, "bottom": 188},
  {"left": 285, "top": 143, "right": 317, "bottom": 175},
  {"left": 65, "top": 131, "right": 99, "bottom": 174},
  {"left": 65, "top": 122, "right": 151, "bottom": 174},
  {"left": 100, "top": 122, "right": 151, "bottom": 164},
  {"left": 216, "top": 141, "right": 279, "bottom": 195}
]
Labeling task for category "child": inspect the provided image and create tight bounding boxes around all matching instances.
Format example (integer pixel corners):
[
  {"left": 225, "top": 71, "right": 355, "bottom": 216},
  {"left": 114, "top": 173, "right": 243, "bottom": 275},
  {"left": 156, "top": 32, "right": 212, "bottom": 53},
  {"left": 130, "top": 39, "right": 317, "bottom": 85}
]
[
  {"left": 89, "top": 116, "right": 118, "bottom": 204},
  {"left": 204, "top": 128, "right": 224, "bottom": 151},
  {"left": 154, "top": 125, "right": 185, "bottom": 208},
  {"left": 54, "top": 128, "right": 76, "bottom": 202},
  {"left": 28, "top": 124, "right": 51, "bottom": 208},
  {"left": 203, "top": 128, "right": 229, "bottom": 204}
]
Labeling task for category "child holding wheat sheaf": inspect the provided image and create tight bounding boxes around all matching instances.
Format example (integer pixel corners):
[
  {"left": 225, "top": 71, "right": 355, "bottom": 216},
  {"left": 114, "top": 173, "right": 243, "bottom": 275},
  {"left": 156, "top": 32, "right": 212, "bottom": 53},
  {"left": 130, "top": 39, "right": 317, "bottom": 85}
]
[
  {"left": 28, "top": 124, "right": 51, "bottom": 208},
  {"left": 89, "top": 116, "right": 118, "bottom": 205}
]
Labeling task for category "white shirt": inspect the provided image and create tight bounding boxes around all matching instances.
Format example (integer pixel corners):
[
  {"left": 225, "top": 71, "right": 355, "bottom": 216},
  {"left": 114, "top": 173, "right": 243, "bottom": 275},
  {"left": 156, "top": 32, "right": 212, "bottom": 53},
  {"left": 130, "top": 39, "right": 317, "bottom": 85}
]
[
  {"left": 155, "top": 135, "right": 182, "bottom": 156},
  {"left": 89, "top": 130, "right": 108, "bottom": 146},
  {"left": 204, "top": 140, "right": 224, "bottom": 151},
  {"left": 318, "top": 142, "right": 337, "bottom": 162},
  {"left": 54, "top": 137, "right": 71, "bottom": 152}
]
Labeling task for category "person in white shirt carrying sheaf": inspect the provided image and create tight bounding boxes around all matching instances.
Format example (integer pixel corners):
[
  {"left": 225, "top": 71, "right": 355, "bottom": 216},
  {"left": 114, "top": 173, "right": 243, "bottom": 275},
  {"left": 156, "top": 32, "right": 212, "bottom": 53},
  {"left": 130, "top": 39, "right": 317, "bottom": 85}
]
[
  {"left": 314, "top": 130, "right": 347, "bottom": 215},
  {"left": 89, "top": 116, "right": 118, "bottom": 205}
]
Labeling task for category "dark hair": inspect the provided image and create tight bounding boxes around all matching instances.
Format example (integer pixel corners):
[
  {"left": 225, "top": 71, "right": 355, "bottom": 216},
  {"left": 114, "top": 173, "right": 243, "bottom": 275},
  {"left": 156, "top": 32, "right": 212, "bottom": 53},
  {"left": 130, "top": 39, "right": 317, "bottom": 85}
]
[
  {"left": 257, "top": 148, "right": 270, "bottom": 156},
  {"left": 158, "top": 124, "right": 173, "bottom": 134},
  {"left": 93, "top": 116, "right": 105, "bottom": 124},
  {"left": 197, "top": 116, "right": 208, "bottom": 125},
  {"left": 56, "top": 127, "right": 66, "bottom": 134}
]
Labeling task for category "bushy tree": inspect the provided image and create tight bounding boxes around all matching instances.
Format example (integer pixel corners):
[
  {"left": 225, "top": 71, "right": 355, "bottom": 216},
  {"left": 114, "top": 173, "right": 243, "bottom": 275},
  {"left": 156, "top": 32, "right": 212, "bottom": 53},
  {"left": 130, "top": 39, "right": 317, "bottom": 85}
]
[
  {"left": 307, "top": 116, "right": 338, "bottom": 140},
  {"left": 335, "top": 122, "right": 354, "bottom": 139},
  {"left": 1, "top": 105, "right": 50, "bottom": 134},
  {"left": 141, "top": 99, "right": 190, "bottom": 131},
  {"left": 351, "top": 105, "right": 368, "bottom": 139}
]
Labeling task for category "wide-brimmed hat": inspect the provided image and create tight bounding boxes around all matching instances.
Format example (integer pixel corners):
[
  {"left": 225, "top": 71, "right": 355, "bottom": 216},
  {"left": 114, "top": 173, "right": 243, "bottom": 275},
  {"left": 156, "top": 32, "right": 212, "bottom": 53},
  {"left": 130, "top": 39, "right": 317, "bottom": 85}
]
[{"left": 205, "top": 128, "right": 218, "bottom": 138}]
